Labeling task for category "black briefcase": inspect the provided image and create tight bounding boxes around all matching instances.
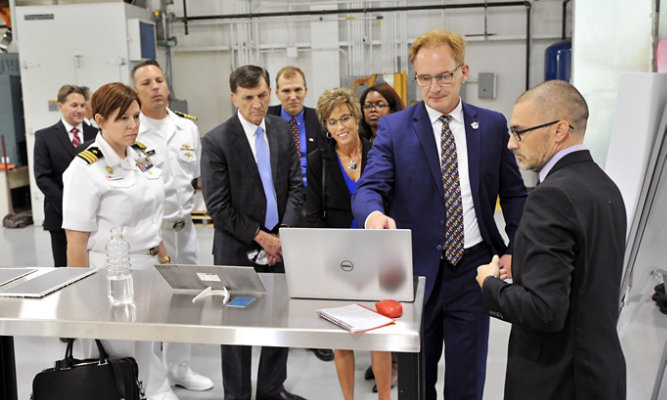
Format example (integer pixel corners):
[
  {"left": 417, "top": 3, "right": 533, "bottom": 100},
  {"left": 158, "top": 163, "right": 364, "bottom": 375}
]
[{"left": 31, "top": 339, "right": 145, "bottom": 400}]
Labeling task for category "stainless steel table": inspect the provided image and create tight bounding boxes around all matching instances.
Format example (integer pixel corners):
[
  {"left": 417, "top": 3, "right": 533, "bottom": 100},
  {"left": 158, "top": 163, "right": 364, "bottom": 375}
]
[{"left": 0, "top": 268, "right": 425, "bottom": 400}]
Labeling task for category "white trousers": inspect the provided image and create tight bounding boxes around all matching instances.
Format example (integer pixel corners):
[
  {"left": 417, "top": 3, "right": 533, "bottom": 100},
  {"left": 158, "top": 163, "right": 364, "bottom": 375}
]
[
  {"left": 161, "top": 215, "right": 200, "bottom": 266},
  {"left": 85, "top": 252, "right": 168, "bottom": 395},
  {"left": 161, "top": 215, "right": 200, "bottom": 369}
]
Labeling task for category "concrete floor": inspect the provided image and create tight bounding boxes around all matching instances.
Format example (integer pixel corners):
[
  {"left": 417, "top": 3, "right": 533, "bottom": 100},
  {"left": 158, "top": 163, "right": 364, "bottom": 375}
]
[{"left": 1, "top": 224, "right": 665, "bottom": 399}]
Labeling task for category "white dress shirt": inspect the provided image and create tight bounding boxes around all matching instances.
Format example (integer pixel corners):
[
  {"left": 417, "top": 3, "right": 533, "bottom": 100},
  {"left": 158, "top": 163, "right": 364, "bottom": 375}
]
[
  {"left": 238, "top": 110, "right": 268, "bottom": 162},
  {"left": 424, "top": 99, "right": 483, "bottom": 249}
]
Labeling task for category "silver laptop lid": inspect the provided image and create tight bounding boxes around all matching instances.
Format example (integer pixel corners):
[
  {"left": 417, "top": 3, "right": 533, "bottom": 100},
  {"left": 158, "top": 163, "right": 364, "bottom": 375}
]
[
  {"left": 280, "top": 228, "right": 414, "bottom": 302},
  {"left": 0, "top": 267, "right": 97, "bottom": 298},
  {"left": 0, "top": 267, "right": 37, "bottom": 288},
  {"left": 154, "top": 264, "right": 266, "bottom": 294}
]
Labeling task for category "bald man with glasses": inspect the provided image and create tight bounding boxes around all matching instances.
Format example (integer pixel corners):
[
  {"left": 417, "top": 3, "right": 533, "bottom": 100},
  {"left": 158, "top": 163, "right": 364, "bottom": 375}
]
[{"left": 476, "top": 80, "right": 626, "bottom": 400}]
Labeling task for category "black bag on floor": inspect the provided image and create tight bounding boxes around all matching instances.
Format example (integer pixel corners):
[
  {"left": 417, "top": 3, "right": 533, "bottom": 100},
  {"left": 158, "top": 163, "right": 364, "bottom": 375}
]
[{"left": 31, "top": 339, "right": 145, "bottom": 400}]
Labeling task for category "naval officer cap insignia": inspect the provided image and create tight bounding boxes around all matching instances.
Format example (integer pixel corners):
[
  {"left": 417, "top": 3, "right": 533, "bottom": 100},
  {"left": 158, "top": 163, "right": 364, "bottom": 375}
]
[
  {"left": 77, "top": 147, "right": 104, "bottom": 164},
  {"left": 174, "top": 110, "right": 198, "bottom": 121}
]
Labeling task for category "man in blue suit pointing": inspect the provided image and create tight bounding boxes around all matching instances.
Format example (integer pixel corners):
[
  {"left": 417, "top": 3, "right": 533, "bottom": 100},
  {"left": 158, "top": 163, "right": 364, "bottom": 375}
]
[{"left": 352, "top": 29, "right": 527, "bottom": 400}]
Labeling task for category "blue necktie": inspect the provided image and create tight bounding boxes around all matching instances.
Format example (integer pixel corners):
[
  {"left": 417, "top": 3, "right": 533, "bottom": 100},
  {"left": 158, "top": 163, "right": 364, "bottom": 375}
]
[{"left": 255, "top": 126, "right": 279, "bottom": 230}]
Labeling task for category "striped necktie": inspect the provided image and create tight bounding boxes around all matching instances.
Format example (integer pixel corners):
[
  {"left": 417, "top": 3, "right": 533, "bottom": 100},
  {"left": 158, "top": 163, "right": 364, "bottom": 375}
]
[
  {"left": 289, "top": 117, "right": 302, "bottom": 156},
  {"left": 439, "top": 115, "right": 464, "bottom": 265},
  {"left": 71, "top": 127, "right": 81, "bottom": 147}
]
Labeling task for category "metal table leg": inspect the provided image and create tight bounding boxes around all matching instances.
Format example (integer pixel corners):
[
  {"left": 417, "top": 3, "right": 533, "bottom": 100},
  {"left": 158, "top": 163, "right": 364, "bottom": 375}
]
[
  {"left": 0, "top": 336, "right": 17, "bottom": 400},
  {"left": 397, "top": 305, "right": 425, "bottom": 400},
  {"left": 651, "top": 339, "right": 667, "bottom": 400}
]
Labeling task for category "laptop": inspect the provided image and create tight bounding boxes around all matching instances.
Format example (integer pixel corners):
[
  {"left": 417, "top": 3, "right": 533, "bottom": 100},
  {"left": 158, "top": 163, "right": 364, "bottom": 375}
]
[
  {"left": 154, "top": 264, "right": 266, "bottom": 295},
  {"left": 0, "top": 267, "right": 37, "bottom": 288},
  {"left": 0, "top": 267, "right": 97, "bottom": 298},
  {"left": 280, "top": 228, "right": 414, "bottom": 302}
]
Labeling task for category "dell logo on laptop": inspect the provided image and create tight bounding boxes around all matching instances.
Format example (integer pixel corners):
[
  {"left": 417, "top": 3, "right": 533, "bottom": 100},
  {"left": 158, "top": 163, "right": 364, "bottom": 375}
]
[{"left": 340, "top": 260, "right": 354, "bottom": 272}]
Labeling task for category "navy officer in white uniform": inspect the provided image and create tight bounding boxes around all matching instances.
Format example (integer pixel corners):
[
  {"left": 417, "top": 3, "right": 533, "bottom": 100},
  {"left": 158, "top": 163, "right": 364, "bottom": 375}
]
[
  {"left": 132, "top": 59, "right": 213, "bottom": 393},
  {"left": 62, "top": 82, "right": 175, "bottom": 400}
]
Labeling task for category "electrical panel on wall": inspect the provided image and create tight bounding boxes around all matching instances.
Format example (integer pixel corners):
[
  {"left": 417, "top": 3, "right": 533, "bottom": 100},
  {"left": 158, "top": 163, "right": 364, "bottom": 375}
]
[
  {"left": 127, "top": 18, "right": 156, "bottom": 61},
  {"left": 478, "top": 72, "right": 496, "bottom": 99}
]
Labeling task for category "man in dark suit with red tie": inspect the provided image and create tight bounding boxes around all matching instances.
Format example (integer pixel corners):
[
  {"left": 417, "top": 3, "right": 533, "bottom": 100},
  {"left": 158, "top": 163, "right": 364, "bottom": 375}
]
[
  {"left": 267, "top": 65, "right": 326, "bottom": 186},
  {"left": 267, "top": 65, "right": 332, "bottom": 363},
  {"left": 33, "top": 84, "right": 98, "bottom": 267},
  {"left": 201, "top": 65, "right": 305, "bottom": 400}
]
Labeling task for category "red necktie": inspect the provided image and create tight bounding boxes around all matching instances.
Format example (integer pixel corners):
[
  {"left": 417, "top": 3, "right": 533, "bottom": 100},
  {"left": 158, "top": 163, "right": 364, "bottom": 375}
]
[
  {"left": 71, "top": 127, "right": 81, "bottom": 147},
  {"left": 289, "top": 117, "right": 301, "bottom": 156}
]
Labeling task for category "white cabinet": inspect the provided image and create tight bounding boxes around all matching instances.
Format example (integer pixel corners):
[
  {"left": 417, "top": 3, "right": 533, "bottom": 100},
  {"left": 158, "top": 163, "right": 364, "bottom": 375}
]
[{"left": 15, "top": 2, "right": 153, "bottom": 225}]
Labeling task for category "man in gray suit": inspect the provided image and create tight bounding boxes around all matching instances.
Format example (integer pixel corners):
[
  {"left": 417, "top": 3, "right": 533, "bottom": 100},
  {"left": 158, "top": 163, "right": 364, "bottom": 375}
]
[{"left": 200, "top": 65, "right": 305, "bottom": 400}]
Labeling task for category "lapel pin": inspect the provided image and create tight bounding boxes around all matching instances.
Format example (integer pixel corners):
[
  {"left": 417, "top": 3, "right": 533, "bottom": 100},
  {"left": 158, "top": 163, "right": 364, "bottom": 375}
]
[
  {"left": 471, "top": 122, "right": 479, "bottom": 129},
  {"left": 105, "top": 166, "right": 114, "bottom": 174}
]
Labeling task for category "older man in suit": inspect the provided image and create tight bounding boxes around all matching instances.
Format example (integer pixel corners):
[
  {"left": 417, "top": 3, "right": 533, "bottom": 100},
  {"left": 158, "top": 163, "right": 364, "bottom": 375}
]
[
  {"left": 352, "top": 29, "right": 527, "bottom": 400},
  {"left": 476, "top": 80, "right": 626, "bottom": 400},
  {"left": 200, "top": 65, "right": 305, "bottom": 400},
  {"left": 33, "top": 84, "right": 97, "bottom": 267}
]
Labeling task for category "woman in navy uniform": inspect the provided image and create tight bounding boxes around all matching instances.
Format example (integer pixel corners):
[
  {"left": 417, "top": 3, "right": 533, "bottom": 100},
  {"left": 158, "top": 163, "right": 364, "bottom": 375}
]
[
  {"left": 63, "top": 82, "right": 168, "bottom": 268},
  {"left": 62, "top": 82, "right": 176, "bottom": 400}
]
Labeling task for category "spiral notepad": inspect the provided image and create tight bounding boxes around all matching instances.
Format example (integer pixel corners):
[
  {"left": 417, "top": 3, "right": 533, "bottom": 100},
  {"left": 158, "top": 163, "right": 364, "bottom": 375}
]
[{"left": 317, "top": 303, "right": 395, "bottom": 333}]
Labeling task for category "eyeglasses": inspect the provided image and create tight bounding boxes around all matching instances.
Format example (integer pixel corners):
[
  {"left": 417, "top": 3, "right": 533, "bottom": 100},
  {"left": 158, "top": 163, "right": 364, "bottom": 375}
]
[
  {"left": 363, "top": 102, "right": 389, "bottom": 111},
  {"left": 509, "top": 120, "right": 574, "bottom": 142},
  {"left": 415, "top": 64, "right": 462, "bottom": 87},
  {"left": 327, "top": 114, "right": 354, "bottom": 128}
]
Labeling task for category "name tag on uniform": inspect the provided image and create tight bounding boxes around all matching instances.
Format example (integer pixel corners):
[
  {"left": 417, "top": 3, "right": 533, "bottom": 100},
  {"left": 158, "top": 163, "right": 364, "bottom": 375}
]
[
  {"left": 103, "top": 165, "right": 123, "bottom": 181},
  {"left": 105, "top": 173, "right": 124, "bottom": 181}
]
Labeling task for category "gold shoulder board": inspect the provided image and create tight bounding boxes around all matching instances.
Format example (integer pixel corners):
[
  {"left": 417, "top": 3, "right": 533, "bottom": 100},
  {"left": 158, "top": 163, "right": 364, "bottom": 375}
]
[
  {"left": 77, "top": 147, "right": 103, "bottom": 164},
  {"left": 174, "top": 110, "right": 198, "bottom": 121},
  {"left": 132, "top": 141, "right": 147, "bottom": 150}
]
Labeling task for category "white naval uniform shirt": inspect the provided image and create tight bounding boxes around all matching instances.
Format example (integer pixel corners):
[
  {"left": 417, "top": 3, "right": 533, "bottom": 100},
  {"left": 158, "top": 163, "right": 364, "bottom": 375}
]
[
  {"left": 61, "top": 134, "right": 165, "bottom": 266},
  {"left": 137, "top": 109, "right": 200, "bottom": 221}
]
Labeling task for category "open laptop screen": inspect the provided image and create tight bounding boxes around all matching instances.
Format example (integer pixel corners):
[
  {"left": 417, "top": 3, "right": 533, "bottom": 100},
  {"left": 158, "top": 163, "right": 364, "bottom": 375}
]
[{"left": 280, "top": 228, "right": 414, "bottom": 302}]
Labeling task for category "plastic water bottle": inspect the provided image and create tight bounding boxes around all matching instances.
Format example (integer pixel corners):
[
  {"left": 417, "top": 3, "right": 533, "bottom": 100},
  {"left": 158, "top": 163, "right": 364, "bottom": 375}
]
[{"left": 105, "top": 227, "right": 134, "bottom": 305}]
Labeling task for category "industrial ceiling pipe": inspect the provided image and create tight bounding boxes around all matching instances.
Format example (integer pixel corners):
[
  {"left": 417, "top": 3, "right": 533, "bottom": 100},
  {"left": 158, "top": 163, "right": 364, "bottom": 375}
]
[
  {"left": 178, "top": 2, "right": 530, "bottom": 22},
  {"left": 562, "top": 0, "right": 570, "bottom": 40},
  {"left": 176, "top": 1, "right": 533, "bottom": 89}
]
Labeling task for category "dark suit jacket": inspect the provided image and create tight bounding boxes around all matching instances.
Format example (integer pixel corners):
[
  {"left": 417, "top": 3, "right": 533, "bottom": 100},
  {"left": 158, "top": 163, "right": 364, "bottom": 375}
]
[
  {"left": 33, "top": 120, "right": 97, "bottom": 231},
  {"left": 305, "top": 137, "right": 372, "bottom": 228},
  {"left": 267, "top": 105, "right": 326, "bottom": 155},
  {"left": 352, "top": 101, "right": 527, "bottom": 299},
  {"left": 482, "top": 150, "right": 626, "bottom": 400},
  {"left": 200, "top": 113, "right": 304, "bottom": 266}
]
